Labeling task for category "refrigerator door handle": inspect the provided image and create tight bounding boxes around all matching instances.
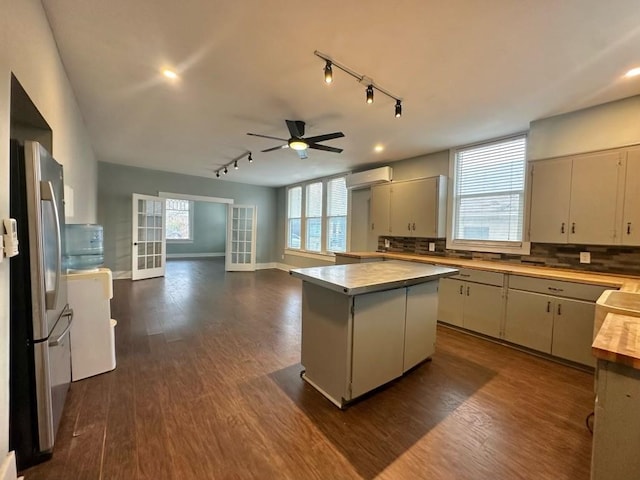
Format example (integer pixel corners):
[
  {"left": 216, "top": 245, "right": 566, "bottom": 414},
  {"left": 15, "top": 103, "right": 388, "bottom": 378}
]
[
  {"left": 40, "top": 180, "right": 62, "bottom": 311},
  {"left": 49, "top": 307, "right": 74, "bottom": 347}
]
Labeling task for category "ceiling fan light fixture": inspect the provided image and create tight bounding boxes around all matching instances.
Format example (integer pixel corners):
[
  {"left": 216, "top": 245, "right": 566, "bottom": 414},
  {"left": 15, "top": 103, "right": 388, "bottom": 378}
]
[
  {"left": 324, "top": 61, "right": 333, "bottom": 84},
  {"left": 366, "top": 85, "right": 374, "bottom": 104},
  {"left": 289, "top": 139, "right": 308, "bottom": 151},
  {"left": 395, "top": 99, "right": 402, "bottom": 118}
]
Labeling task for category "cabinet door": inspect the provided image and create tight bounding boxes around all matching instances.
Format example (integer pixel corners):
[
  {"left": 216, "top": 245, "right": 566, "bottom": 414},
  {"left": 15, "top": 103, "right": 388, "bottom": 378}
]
[
  {"left": 463, "top": 283, "right": 504, "bottom": 338},
  {"left": 370, "top": 184, "right": 391, "bottom": 237},
  {"left": 504, "top": 290, "right": 553, "bottom": 353},
  {"left": 551, "top": 298, "right": 596, "bottom": 367},
  {"left": 404, "top": 282, "right": 438, "bottom": 372},
  {"left": 410, "top": 178, "right": 438, "bottom": 238},
  {"left": 351, "top": 288, "right": 406, "bottom": 399},
  {"left": 622, "top": 148, "right": 640, "bottom": 245},
  {"left": 529, "top": 158, "right": 572, "bottom": 243},
  {"left": 569, "top": 151, "right": 622, "bottom": 245},
  {"left": 389, "top": 182, "right": 414, "bottom": 236},
  {"left": 437, "top": 278, "right": 465, "bottom": 327}
]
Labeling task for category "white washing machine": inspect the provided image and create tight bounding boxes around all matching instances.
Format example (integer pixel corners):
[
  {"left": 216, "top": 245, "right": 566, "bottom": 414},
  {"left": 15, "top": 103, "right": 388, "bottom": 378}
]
[{"left": 66, "top": 268, "right": 116, "bottom": 381}]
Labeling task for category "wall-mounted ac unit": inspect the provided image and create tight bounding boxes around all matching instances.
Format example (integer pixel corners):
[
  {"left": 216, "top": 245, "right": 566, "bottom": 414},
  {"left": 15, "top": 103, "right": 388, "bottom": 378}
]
[{"left": 345, "top": 166, "right": 393, "bottom": 189}]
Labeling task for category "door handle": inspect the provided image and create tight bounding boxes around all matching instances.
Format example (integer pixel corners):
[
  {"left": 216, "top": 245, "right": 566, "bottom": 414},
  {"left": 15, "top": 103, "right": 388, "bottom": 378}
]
[
  {"left": 557, "top": 303, "right": 562, "bottom": 316},
  {"left": 546, "top": 301, "right": 551, "bottom": 313},
  {"left": 49, "top": 307, "right": 74, "bottom": 347},
  {"left": 412, "top": 222, "right": 416, "bottom": 231},
  {"left": 40, "top": 181, "right": 61, "bottom": 311},
  {"left": 571, "top": 222, "right": 576, "bottom": 234},
  {"left": 407, "top": 222, "right": 411, "bottom": 231},
  {"left": 459, "top": 285, "right": 463, "bottom": 295},
  {"left": 466, "top": 286, "right": 470, "bottom": 296},
  {"left": 561, "top": 222, "right": 565, "bottom": 234},
  {"left": 628, "top": 222, "right": 632, "bottom": 235}
]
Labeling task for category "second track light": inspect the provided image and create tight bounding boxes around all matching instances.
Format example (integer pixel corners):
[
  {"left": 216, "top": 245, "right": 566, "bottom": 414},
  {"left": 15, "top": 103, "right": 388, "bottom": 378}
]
[
  {"left": 395, "top": 100, "right": 402, "bottom": 118},
  {"left": 324, "top": 60, "right": 333, "bottom": 84},
  {"left": 366, "top": 85, "right": 374, "bottom": 104}
]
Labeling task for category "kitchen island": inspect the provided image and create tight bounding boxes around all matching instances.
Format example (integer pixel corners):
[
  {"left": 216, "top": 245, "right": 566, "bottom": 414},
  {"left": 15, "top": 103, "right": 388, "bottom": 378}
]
[{"left": 290, "top": 261, "right": 458, "bottom": 408}]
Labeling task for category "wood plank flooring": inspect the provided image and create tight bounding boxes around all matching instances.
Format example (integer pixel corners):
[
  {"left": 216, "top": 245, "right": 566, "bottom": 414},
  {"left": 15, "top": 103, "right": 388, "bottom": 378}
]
[{"left": 22, "top": 258, "right": 595, "bottom": 479}]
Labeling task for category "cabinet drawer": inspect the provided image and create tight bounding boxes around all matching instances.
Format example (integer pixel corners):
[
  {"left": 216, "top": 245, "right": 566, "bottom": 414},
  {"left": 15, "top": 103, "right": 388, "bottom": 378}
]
[
  {"left": 508, "top": 275, "right": 608, "bottom": 301},
  {"left": 452, "top": 268, "right": 504, "bottom": 287}
]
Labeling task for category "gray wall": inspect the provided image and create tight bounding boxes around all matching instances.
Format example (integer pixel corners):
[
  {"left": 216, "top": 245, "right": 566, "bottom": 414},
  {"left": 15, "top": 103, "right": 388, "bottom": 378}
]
[
  {"left": 166, "top": 201, "right": 226, "bottom": 256},
  {"left": 98, "top": 162, "right": 278, "bottom": 274}
]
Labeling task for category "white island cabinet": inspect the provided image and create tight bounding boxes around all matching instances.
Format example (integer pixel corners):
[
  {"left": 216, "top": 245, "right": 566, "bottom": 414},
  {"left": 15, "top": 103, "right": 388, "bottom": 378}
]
[{"left": 290, "top": 261, "right": 458, "bottom": 408}]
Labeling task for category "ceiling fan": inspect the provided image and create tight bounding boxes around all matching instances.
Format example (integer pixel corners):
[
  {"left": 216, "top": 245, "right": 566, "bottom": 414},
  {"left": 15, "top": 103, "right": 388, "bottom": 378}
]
[{"left": 247, "top": 120, "right": 344, "bottom": 159}]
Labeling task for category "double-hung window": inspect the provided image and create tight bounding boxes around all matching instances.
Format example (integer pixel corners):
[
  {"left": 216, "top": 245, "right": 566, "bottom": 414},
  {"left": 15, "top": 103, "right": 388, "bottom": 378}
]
[
  {"left": 286, "top": 175, "right": 348, "bottom": 254},
  {"left": 448, "top": 135, "right": 529, "bottom": 254},
  {"left": 165, "top": 198, "right": 193, "bottom": 242}
]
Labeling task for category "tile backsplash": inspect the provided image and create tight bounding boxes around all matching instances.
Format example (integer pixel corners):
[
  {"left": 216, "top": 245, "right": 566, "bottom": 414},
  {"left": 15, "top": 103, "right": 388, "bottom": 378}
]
[{"left": 378, "top": 237, "right": 640, "bottom": 276}]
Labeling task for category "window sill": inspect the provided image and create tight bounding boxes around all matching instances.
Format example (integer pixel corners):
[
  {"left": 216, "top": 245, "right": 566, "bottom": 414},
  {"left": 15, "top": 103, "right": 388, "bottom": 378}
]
[
  {"left": 166, "top": 239, "right": 194, "bottom": 244},
  {"left": 284, "top": 249, "right": 336, "bottom": 261},
  {"left": 445, "top": 239, "right": 531, "bottom": 256}
]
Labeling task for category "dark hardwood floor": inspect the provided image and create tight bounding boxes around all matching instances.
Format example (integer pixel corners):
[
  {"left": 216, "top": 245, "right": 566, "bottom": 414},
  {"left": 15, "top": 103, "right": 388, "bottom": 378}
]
[{"left": 23, "top": 258, "right": 595, "bottom": 479}]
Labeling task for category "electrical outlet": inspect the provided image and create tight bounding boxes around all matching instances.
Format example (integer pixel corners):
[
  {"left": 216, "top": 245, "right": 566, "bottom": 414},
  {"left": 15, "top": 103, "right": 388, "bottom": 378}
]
[
  {"left": 281, "top": 254, "right": 284, "bottom": 260},
  {"left": 428, "top": 242, "right": 435, "bottom": 252},
  {"left": 384, "top": 239, "right": 390, "bottom": 248},
  {"left": 580, "top": 252, "right": 591, "bottom": 264}
]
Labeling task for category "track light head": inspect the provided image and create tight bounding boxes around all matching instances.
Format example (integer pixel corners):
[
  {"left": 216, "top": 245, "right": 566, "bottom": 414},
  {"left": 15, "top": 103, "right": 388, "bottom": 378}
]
[
  {"left": 366, "top": 85, "right": 374, "bottom": 104},
  {"left": 223, "top": 166, "right": 228, "bottom": 174},
  {"left": 324, "top": 61, "right": 333, "bottom": 84},
  {"left": 216, "top": 171, "right": 220, "bottom": 178},
  {"left": 395, "top": 99, "right": 402, "bottom": 118},
  {"left": 234, "top": 160, "right": 239, "bottom": 170},
  {"left": 248, "top": 152, "right": 253, "bottom": 163}
]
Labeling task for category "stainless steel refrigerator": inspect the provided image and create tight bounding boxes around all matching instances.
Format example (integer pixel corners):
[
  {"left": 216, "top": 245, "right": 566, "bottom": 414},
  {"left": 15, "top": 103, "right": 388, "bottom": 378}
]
[{"left": 9, "top": 139, "right": 74, "bottom": 470}]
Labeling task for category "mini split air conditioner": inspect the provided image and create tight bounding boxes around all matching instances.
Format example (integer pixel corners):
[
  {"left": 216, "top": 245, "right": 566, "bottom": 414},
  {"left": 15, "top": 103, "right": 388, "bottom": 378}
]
[{"left": 345, "top": 166, "right": 393, "bottom": 189}]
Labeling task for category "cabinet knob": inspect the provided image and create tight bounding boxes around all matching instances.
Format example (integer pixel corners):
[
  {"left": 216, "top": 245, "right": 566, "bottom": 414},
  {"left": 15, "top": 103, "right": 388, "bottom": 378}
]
[
  {"left": 371, "top": 223, "right": 375, "bottom": 231},
  {"left": 466, "top": 286, "right": 470, "bottom": 296},
  {"left": 546, "top": 301, "right": 551, "bottom": 313},
  {"left": 561, "top": 222, "right": 565, "bottom": 234},
  {"left": 628, "top": 222, "right": 632, "bottom": 235},
  {"left": 557, "top": 303, "right": 562, "bottom": 315},
  {"left": 459, "top": 285, "right": 463, "bottom": 295},
  {"left": 412, "top": 222, "right": 416, "bottom": 231},
  {"left": 571, "top": 222, "right": 576, "bottom": 234},
  {"left": 407, "top": 222, "right": 411, "bottom": 231}
]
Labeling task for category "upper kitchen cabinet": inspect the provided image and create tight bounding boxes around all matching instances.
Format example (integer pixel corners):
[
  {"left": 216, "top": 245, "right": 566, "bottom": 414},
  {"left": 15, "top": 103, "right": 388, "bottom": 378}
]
[
  {"left": 370, "top": 183, "right": 391, "bottom": 237},
  {"left": 529, "top": 150, "right": 623, "bottom": 245},
  {"left": 622, "top": 147, "right": 640, "bottom": 245},
  {"left": 389, "top": 176, "right": 447, "bottom": 238}
]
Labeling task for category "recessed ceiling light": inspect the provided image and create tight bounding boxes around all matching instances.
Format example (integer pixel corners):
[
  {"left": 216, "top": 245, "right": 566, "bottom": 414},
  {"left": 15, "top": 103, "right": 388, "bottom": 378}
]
[
  {"left": 374, "top": 145, "right": 384, "bottom": 153},
  {"left": 162, "top": 69, "right": 178, "bottom": 79},
  {"left": 625, "top": 67, "right": 640, "bottom": 78}
]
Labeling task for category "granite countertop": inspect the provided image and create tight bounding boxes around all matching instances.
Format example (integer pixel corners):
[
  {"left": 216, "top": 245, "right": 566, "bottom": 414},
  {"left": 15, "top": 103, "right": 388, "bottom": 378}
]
[
  {"left": 290, "top": 260, "right": 458, "bottom": 296},
  {"left": 336, "top": 251, "right": 640, "bottom": 370}
]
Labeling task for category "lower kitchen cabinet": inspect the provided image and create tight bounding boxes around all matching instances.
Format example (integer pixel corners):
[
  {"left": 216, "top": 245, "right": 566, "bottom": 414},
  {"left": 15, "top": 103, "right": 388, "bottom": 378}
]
[
  {"left": 504, "top": 289, "right": 598, "bottom": 367},
  {"left": 437, "top": 276, "right": 504, "bottom": 338},
  {"left": 404, "top": 281, "right": 439, "bottom": 372}
]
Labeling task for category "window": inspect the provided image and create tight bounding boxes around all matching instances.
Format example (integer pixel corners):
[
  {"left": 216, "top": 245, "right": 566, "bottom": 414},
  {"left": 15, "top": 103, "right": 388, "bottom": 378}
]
[
  {"left": 326, "top": 177, "right": 347, "bottom": 252},
  {"left": 449, "top": 135, "right": 528, "bottom": 253},
  {"left": 287, "top": 187, "right": 302, "bottom": 249},
  {"left": 285, "top": 175, "right": 348, "bottom": 254},
  {"left": 165, "top": 198, "right": 193, "bottom": 241}
]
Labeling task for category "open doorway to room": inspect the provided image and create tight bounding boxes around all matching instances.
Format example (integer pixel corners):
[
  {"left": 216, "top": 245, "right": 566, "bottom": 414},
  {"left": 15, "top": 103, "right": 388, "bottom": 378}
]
[{"left": 159, "top": 192, "right": 233, "bottom": 274}]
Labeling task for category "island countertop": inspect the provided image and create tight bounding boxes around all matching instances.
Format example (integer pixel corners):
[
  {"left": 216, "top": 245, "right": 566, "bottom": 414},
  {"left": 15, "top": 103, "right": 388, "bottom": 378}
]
[{"left": 290, "top": 260, "right": 458, "bottom": 296}]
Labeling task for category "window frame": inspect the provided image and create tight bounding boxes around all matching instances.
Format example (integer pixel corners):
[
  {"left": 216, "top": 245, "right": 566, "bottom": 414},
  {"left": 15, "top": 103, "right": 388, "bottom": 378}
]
[
  {"left": 165, "top": 198, "right": 194, "bottom": 243},
  {"left": 285, "top": 174, "right": 349, "bottom": 255},
  {"left": 446, "top": 133, "right": 531, "bottom": 255}
]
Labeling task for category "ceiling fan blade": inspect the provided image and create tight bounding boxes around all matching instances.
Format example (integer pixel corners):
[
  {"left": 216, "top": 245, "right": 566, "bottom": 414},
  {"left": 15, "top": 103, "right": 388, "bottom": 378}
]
[
  {"left": 308, "top": 143, "right": 343, "bottom": 154},
  {"left": 304, "top": 132, "right": 345, "bottom": 143},
  {"left": 261, "top": 144, "right": 289, "bottom": 152},
  {"left": 285, "top": 120, "right": 305, "bottom": 138},
  {"left": 295, "top": 149, "right": 308, "bottom": 160},
  {"left": 247, "top": 133, "right": 288, "bottom": 142}
]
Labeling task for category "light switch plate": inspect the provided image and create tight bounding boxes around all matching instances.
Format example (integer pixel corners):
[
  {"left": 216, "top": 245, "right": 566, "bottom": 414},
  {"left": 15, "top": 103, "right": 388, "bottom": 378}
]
[
  {"left": 428, "top": 242, "right": 436, "bottom": 252},
  {"left": 580, "top": 252, "right": 591, "bottom": 264}
]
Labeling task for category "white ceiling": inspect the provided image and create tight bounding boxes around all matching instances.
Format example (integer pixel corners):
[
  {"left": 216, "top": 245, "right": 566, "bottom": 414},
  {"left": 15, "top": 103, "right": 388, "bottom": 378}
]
[{"left": 41, "top": 0, "right": 640, "bottom": 187}]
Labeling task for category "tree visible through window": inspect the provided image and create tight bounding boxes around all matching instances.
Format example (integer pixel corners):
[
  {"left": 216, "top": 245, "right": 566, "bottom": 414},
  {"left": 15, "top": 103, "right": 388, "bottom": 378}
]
[{"left": 166, "top": 198, "right": 193, "bottom": 241}]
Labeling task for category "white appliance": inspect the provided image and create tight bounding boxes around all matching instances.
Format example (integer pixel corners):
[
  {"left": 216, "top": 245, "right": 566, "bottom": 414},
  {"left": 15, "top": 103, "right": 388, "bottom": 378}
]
[
  {"left": 345, "top": 166, "right": 393, "bottom": 189},
  {"left": 66, "top": 268, "right": 116, "bottom": 381}
]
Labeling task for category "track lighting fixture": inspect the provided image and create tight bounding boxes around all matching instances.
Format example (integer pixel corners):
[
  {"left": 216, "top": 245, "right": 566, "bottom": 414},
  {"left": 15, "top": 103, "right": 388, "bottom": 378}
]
[
  {"left": 324, "top": 60, "right": 333, "bottom": 84},
  {"left": 314, "top": 50, "right": 402, "bottom": 118},
  {"left": 234, "top": 160, "right": 239, "bottom": 170},
  {"left": 248, "top": 152, "right": 253, "bottom": 163},
  {"left": 366, "top": 85, "right": 374, "bottom": 104},
  {"left": 215, "top": 151, "right": 253, "bottom": 179}
]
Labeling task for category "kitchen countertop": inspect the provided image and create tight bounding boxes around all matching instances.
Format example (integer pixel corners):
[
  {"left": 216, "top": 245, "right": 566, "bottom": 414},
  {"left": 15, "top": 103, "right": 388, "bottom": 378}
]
[
  {"left": 290, "top": 260, "right": 458, "bottom": 296},
  {"left": 336, "top": 251, "right": 640, "bottom": 370}
]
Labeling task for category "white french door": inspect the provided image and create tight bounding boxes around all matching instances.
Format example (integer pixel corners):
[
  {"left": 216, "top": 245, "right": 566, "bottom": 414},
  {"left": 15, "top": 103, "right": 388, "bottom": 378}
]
[
  {"left": 225, "top": 204, "right": 257, "bottom": 271},
  {"left": 131, "top": 194, "right": 166, "bottom": 280}
]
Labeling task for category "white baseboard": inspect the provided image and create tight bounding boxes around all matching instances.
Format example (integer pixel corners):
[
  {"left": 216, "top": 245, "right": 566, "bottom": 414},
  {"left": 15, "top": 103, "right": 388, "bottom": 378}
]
[
  {"left": 112, "top": 270, "right": 132, "bottom": 279},
  {"left": 166, "top": 252, "right": 225, "bottom": 259},
  {"left": 0, "top": 452, "right": 17, "bottom": 480},
  {"left": 274, "top": 262, "right": 295, "bottom": 272}
]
